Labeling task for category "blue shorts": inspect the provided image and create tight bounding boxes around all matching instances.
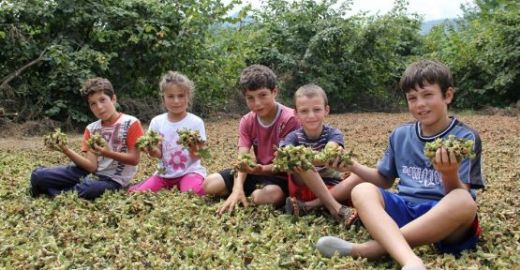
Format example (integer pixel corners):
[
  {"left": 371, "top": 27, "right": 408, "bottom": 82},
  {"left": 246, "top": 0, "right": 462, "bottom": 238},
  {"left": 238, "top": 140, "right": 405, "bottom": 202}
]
[{"left": 380, "top": 189, "right": 481, "bottom": 255}]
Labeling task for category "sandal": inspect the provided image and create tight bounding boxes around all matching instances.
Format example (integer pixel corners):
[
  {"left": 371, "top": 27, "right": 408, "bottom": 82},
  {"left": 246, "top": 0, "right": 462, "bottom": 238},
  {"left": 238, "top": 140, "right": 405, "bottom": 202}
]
[
  {"left": 335, "top": 205, "right": 360, "bottom": 227},
  {"left": 247, "top": 196, "right": 256, "bottom": 207},
  {"left": 284, "top": 197, "right": 310, "bottom": 217}
]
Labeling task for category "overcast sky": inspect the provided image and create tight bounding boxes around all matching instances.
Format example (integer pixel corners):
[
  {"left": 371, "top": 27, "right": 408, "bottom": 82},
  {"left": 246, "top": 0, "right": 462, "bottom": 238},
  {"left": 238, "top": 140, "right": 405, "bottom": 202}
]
[
  {"left": 237, "top": 0, "right": 474, "bottom": 21},
  {"left": 347, "top": 0, "right": 473, "bottom": 21}
]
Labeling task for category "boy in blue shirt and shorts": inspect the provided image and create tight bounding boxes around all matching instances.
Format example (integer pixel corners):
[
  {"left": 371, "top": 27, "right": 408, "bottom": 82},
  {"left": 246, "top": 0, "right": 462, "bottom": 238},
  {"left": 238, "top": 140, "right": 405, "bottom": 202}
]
[{"left": 316, "top": 60, "right": 485, "bottom": 270}]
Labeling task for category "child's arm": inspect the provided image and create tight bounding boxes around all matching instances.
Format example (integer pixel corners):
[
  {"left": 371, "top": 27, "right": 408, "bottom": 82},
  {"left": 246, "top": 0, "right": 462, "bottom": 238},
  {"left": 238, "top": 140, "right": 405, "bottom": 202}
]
[
  {"left": 92, "top": 145, "right": 140, "bottom": 166},
  {"left": 217, "top": 146, "right": 251, "bottom": 214},
  {"left": 61, "top": 146, "right": 98, "bottom": 173},
  {"left": 313, "top": 141, "right": 342, "bottom": 167},
  {"left": 331, "top": 160, "right": 394, "bottom": 189},
  {"left": 187, "top": 141, "right": 204, "bottom": 160},
  {"left": 237, "top": 162, "right": 275, "bottom": 176},
  {"left": 91, "top": 121, "right": 143, "bottom": 166},
  {"left": 145, "top": 146, "right": 162, "bottom": 159},
  {"left": 185, "top": 120, "right": 208, "bottom": 160},
  {"left": 142, "top": 123, "right": 162, "bottom": 159},
  {"left": 432, "top": 148, "right": 470, "bottom": 192}
]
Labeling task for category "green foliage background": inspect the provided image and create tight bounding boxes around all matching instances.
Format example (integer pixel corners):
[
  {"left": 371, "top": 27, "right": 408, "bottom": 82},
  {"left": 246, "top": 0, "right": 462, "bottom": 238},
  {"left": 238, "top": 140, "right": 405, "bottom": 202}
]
[{"left": 1, "top": 0, "right": 519, "bottom": 126}]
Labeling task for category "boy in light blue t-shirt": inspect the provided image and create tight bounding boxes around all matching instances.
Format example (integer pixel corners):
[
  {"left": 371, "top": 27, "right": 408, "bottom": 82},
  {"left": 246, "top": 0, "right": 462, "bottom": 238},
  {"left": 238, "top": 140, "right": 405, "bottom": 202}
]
[{"left": 316, "top": 60, "right": 485, "bottom": 270}]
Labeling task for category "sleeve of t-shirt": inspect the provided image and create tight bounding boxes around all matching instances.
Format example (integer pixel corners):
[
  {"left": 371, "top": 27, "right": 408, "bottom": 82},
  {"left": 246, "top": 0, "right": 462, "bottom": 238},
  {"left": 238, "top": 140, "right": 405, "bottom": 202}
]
[
  {"left": 197, "top": 118, "right": 207, "bottom": 141},
  {"left": 238, "top": 115, "right": 252, "bottom": 148},
  {"left": 458, "top": 134, "right": 485, "bottom": 189},
  {"left": 80, "top": 128, "right": 91, "bottom": 153},
  {"left": 279, "top": 130, "right": 298, "bottom": 147},
  {"left": 126, "top": 121, "right": 144, "bottom": 150},
  {"left": 377, "top": 131, "right": 398, "bottom": 180},
  {"left": 328, "top": 127, "right": 345, "bottom": 147},
  {"left": 279, "top": 114, "right": 300, "bottom": 140},
  {"left": 148, "top": 116, "right": 160, "bottom": 133}
]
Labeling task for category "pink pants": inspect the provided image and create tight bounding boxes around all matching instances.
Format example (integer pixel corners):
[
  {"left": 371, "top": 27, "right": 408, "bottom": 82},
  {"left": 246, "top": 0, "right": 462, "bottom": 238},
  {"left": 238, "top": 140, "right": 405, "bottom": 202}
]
[{"left": 128, "top": 173, "right": 205, "bottom": 196}]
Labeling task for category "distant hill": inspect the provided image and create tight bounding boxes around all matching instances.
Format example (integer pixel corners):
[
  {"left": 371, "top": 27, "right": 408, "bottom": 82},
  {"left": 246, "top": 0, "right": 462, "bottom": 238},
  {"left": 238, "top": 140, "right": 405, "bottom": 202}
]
[
  {"left": 217, "top": 15, "right": 455, "bottom": 35},
  {"left": 421, "top": 18, "right": 456, "bottom": 34}
]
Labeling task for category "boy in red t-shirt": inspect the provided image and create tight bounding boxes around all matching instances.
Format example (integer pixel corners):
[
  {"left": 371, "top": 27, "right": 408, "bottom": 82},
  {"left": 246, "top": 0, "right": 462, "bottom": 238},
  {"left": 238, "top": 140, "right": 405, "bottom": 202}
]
[{"left": 204, "top": 65, "right": 300, "bottom": 214}]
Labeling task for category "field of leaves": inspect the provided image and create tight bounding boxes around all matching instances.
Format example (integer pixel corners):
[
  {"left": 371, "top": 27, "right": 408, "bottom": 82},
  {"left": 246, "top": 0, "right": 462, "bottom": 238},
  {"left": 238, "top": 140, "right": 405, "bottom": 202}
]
[{"left": 0, "top": 113, "right": 519, "bottom": 269}]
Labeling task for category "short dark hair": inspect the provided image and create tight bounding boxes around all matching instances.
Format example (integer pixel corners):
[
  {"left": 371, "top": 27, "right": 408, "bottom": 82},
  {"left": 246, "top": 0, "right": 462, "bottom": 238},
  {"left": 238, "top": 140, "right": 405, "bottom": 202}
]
[
  {"left": 80, "top": 77, "right": 115, "bottom": 100},
  {"left": 400, "top": 60, "right": 453, "bottom": 97},
  {"left": 238, "top": 64, "right": 277, "bottom": 95}
]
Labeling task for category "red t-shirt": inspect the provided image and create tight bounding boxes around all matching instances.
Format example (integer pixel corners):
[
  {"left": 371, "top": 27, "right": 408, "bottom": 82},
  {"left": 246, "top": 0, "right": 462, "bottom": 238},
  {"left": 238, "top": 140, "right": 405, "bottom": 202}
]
[{"left": 238, "top": 103, "right": 300, "bottom": 165}]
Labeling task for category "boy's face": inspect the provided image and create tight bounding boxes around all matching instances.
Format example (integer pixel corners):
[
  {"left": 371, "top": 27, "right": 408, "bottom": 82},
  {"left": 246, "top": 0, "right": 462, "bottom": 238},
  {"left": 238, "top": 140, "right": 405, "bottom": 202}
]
[
  {"left": 244, "top": 87, "right": 277, "bottom": 118},
  {"left": 405, "top": 82, "right": 453, "bottom": 133},
  {"left": 87, "top": 91, "right": 117, "bottom": 122},
  {"left": 162, "top": 84, "right": 188, "bottom": 119},
  {"left": 295, "top": 95, "right": 329, "bottom": 133}
]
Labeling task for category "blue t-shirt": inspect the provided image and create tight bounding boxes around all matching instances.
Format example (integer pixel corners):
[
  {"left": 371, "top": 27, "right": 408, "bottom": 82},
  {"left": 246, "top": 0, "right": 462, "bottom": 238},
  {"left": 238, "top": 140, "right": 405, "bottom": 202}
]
[
  {"left": 377, "top": 117, "right": 485, "bottom": 204},
  {"left": 280, "top": 125, "right": 344, "bottom": 183}
]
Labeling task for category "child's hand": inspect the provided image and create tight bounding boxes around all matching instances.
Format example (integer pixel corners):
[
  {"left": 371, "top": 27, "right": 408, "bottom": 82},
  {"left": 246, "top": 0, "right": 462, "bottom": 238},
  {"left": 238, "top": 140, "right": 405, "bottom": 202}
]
[
  {"left": 57, "top": 144, "right": 69, "bottom": 153},
  {"left": 234, "top": 160, "right": 261, "bottom": 174},
  {"left": 432, "top": 147, "right": 459, "bottom": 175},
  {"left": 291, "top": 166, "right": 317, "bottom": 174},
  {"left": 231, "top": 153, "right": 257, "bottom": 175},
  {"left": 89, "top": 143, "right": 108, "bottom": 156},
  {"left": 144, "top": 145, "right": 162, "bottom": 158},
  {"left": 185, "top": 141, "right": 210, "bottom": 160},
  {"left": 217, "top": 190, "right": 249, "bottom": 215},
  {"left": 242, "top": 163, "right": 264, "bottom": 174},
  {"left": 188, "top": 142, "right": 204, "bottom": 159},
  {"left": 136, "top": 131, "right": 163, "bottom": 156},
  {"left": 326, "top": 156, "right": 354, "bottom": 173},
  {"left": 87, "top": 134, "right": 108, "bottom": 156},
  {"left": 47, "top": 143, "right": 67, "bottom": 153},
  {"left": 43, "top": 128, "right": 68, "bottom": 152}
]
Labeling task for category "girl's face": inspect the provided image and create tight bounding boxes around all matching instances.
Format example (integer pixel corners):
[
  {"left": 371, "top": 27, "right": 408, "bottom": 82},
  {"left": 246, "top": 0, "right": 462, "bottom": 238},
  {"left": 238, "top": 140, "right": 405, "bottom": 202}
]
[
  {"left": 295, "top": 95, "right": 329, "bottom": 135},
  {"left": 163, "top": 84, "right": 189, "bottom": 121}
]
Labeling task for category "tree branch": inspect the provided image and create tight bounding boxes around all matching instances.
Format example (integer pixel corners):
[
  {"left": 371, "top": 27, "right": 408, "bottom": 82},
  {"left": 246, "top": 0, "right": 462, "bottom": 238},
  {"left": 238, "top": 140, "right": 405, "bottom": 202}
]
[{"left": 0, "top": 49, "right": 48, "bottom": 90}]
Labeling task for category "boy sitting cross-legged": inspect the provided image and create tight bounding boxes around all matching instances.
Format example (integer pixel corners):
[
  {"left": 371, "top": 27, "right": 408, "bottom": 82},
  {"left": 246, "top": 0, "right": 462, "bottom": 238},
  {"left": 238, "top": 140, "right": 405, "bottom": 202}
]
[
  {"left": 29, "top": 77, "right": 144, "bottom": 200},
  {"left": 316, "top": 60, "right": 485, "bottom": 270},
  {"left": 279, "top": 83, "right": 355, "bottom": 224},
  {"left": 203, "top": 64, "right": 300, "bottom": 214}
]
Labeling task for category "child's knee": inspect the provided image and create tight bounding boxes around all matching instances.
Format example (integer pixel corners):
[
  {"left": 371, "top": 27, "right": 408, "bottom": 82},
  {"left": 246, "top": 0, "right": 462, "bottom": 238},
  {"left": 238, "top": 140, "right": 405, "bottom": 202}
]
[
  {"left": 76, "top": 188, "right": 100, "bottom": 200},
  {"left": 351, "top": 182, "right": 379, "bottom": 207},
  {"left": 252, "top": 185, "right": 284, "bottom": 204},
  {"left": 203, "top": 174, "right": 225, "bottom": 195},
  {"left": 447, "top": 189, "right": 477, "bottom": 215},
  {"left": 191, "top": 184, "right": 205, "bottom": 196},
  {"left": 202, "top": 176, "right": 212, "bottom": 191},
  {"left": 30, "top": 167, "right": 45, "bottom": 184},
  {"left": 127, "top": 184, "right": 141, "bottom": 193},
  {"left": 75, "top": 182, "right": 103, "bottom": 200},
  {"left": 31, "top": 167, "right": 43, "bottom": 181},
  {"left": 179, "top": 177, "right": 205, "bottom": 196}
]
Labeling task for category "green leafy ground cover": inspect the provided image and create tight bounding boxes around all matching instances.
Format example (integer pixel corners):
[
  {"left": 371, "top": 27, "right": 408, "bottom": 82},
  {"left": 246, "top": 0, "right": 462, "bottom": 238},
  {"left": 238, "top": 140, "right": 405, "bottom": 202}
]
[{"left": 1, "top": 113, "right": 519, "bottom": 269}]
